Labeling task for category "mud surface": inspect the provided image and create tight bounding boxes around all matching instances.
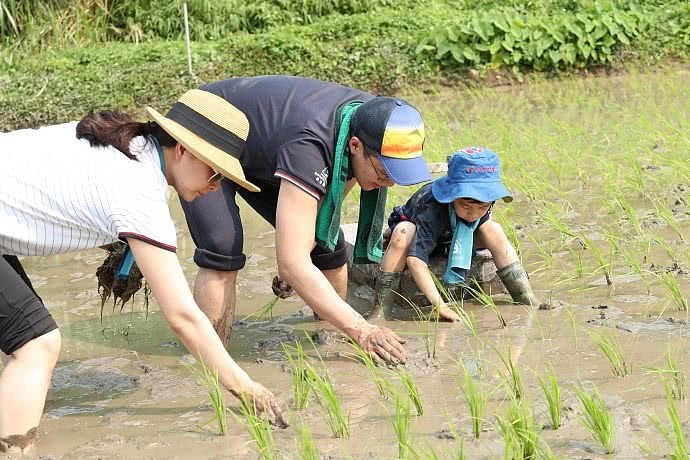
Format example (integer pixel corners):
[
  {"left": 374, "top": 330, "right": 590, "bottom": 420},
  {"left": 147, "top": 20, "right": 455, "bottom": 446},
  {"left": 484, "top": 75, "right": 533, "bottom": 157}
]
[{"left": 4, "top": 70, "right": 690, "bottom": 459}]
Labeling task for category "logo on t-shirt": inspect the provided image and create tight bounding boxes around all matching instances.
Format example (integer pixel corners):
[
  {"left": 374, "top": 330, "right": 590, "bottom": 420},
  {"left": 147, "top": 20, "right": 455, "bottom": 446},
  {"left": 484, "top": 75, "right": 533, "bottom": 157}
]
[{"left": 314, "top": 167, "right": 329, "bottom": 187}]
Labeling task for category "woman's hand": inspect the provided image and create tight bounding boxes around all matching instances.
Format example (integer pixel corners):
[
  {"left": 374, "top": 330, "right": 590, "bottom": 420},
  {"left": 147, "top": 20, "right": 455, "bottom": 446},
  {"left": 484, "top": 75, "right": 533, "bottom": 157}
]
[
  {"left": 354, "top": 324, "right": 407, "bottom": 366},
  {"left": 234, "top": 380, "right": 288, "bottom": 428}
]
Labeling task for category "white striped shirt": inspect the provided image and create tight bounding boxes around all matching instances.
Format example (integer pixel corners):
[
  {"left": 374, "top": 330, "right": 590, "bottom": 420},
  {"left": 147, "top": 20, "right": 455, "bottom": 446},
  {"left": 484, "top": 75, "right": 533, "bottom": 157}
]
[{"left": 0, "top": 122, "right": 177, "bottom": 256}]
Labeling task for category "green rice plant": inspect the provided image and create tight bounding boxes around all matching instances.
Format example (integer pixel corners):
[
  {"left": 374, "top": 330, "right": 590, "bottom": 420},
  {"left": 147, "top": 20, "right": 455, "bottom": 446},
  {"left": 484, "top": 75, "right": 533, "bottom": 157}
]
[
  {"left": 460, "top": 366, "right": 488, "bottom": 439},
  {"left": 658, "top": 272, "right": 689, "bottom": 312},
  {"left": 654, "top": 201, "right": 685, "bottom": 241},
  {"left": 282, "top": 341, "right": 313, "bottom": 410},
  {"left": 492, "top": 208, "right": 522, "bottom": 259},
  {"left": 431, "top": 272, "right": 478, "bottom": 337},
  {"left": 573, "top": 384, "right": 615, "bottom": 454},
  {"left": 537, "top": 371, "right": 562, "bottom": 429},
  {"left": 387, "top": 392, "right": 414, "bottom": 460},
  {"left": 611, "top": 188, "right": 642, "bottom": 235},
  {"left": 645, "top": 349, "right": 687, "bottom": 400},
  {"left": 296, "top": 418, "right": 317, "bottom": 460},
  {"left": 238, "top": 394, "right": 277, "bottom": 460},
  {"left": 242, "top": 295, "right": 279, "bottom": 322},
  {"left": 568, "top": 245, "right": 585, "bottom": 278},
  {"left": 463, "top": 280, "right": 506, "bottom": 328},
  {"left": 398, "top": 369, "right": 423, "bottom": 416},
  {"left": 649, "top": 387, "right": 689, "bottom": 460},
  {"left": 408, "top": 300, "right": 440, "bottom": 359},
  {"left": 494, "top": 346, "right": 524, "bottom": 401},
  {"left": 580, "top": 234, "right": 614, "bottom": 287},
  {"left": 588, "top": 331, "right": 632, "bottom": 377},
  {"left": 348, "top": 342, "right": 392, "bottom": 400},
  {"left": 619, "top": 242, "right": 653, "bottom": 293},
  {"left": 184, "top": 359, "right": 229, "bottom": 435},
  {"left": 496, "top": 398, "right": 553, "bottom": 460},
  {"left": 310, "top": 368, "right": 350, "bottom": 438},
  {"left": 653, "top": 234, "right": 680, "bottom": 263}
]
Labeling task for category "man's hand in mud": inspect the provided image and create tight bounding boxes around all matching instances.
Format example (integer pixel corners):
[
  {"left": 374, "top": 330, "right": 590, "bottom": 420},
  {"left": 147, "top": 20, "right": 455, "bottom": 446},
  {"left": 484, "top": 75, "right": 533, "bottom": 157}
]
[
  {"left": 238, "top": 381, "right": 288, "bottom": 428},
  {"left": 271, "top": 276, "right": 294, "bottom": 299},
  {"left": 437, "top": 305, "right": 462, "bottom": 322},
  {"left": 355, "top": 325, "right": 407, "bottom": 366}
]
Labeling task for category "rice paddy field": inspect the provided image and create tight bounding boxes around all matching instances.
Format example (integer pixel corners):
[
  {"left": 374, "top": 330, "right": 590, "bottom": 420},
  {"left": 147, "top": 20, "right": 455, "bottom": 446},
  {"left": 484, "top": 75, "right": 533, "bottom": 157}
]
[{"left": 11, "top": 66, "right": 690, "bottom": 459}]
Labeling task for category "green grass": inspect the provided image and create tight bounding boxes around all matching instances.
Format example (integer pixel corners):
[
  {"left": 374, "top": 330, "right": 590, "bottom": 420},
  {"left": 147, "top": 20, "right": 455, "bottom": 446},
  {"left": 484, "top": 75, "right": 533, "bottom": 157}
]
[
  {"left": 537, "top": 371, "right": 562, "bottom": 430},
  {"left": 573, "top": 384, "right": 616, "bottom": 454}
]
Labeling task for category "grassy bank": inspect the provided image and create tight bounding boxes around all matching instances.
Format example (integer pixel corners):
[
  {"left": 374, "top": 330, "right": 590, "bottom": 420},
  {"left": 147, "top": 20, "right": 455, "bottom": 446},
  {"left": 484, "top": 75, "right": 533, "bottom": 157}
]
[{"left": 1, "top": 0, "right": 689, "bottom": 130}]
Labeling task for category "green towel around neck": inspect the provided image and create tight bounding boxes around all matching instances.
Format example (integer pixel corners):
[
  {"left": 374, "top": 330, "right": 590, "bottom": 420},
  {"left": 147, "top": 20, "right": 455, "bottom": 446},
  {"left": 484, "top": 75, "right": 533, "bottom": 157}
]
[{"left": 315, "top": 101, "right": 387, "bottom": 264}]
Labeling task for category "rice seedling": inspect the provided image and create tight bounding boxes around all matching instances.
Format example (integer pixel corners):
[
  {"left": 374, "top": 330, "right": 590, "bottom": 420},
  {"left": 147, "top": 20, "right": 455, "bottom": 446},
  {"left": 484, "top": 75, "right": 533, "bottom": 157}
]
[
  {"left": 398, "top": 369, "right": 424, "bottom": 416},
  {"left": 242, "top": 295, "right": 280, "bottom": 322},
  {"left": 282, "top": 340, "right": 313, "bottom": 410},
  {"left": 611, "top": 188, "right": 642, "bottom": 235},
  {"left": 573, "top": 384, "right": 615, "bottom": 454},
  {"left": 493, "top": 346, "right": 525, "bottom": 401},
  {"left": 619, "top": 242, "right": 653, "bottom": 293},
  {"left": 296, "top": 418, "right": 318, "bottom": 460},
  {"left": 653, "top": 234, "right": 680, "bottom": 263},
  {"left": 496, "top": 398, "right": 554, "bottom": 460},
  {"left": 492, "top": 208, "right": 522, "bottom": 259},
  {"left": 654, "top": 200, "right": 685, "bottom": 241},
  {"left": 238, "top": 394, "right": 277, "bottom": 460},
  {"left": 537, "top": 371, "right": 562, "bottom": 429},
  {"left": 431, "top": 272, "right": 478, "bottom": 337},
  {"left": 658, "top": 272, "right": 688, "bottom": 312},
  {"left": 311, "top": 368, "right": 350, "bottom": 438},
  {"left": 408, "top": 301, "right": 440, "bottom": 359},
  {"left": 387, "top": 392, "right": 414, "bottom": 460},
  {"left": 348, "top": 342, "right": 392, "bottom": 400},
  {"left": 463, "top": 280, "right": 506, "bottom": 328},
  {"left": 568, "top": 245, "right": 585, "bottom": 278},
  {"left": 184, "top": 359, "right": 229, "bottom": 435},
  {"left": 459, "top": 365, "right": 488, "bottom": 439},
  {"left": 649, "top": 387, "right": 689, "bottom": 460},
  {"left": 645, "top": 349, "right": 687, "bottom": 400},
  {"left": 588, "top": 331, "right": 632, "bottom": 377}
]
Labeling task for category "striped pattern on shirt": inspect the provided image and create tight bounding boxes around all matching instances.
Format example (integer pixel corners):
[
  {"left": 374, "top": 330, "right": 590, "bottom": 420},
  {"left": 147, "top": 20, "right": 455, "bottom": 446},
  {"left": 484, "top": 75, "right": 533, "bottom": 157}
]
[{"left": 0, "top": 122, "right": 177, "bottom": 256}]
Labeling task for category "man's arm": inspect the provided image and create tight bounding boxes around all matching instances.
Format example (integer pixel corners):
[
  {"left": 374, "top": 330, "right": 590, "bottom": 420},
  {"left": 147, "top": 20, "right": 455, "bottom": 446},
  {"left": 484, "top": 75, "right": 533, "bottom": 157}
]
[{"left": 275, "top": 179, "right": 407, "bottom": 363}]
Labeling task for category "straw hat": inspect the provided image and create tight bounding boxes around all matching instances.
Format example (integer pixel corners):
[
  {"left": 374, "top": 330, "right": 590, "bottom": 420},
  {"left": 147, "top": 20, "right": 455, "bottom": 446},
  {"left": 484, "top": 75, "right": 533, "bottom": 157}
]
[{"left": 146, "top": 89, "right": 260, "bottom": 192}]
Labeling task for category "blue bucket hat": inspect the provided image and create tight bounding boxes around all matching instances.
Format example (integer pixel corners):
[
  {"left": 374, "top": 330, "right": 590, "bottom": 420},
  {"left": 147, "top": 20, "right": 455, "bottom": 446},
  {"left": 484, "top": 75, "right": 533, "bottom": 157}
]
[{"left": 431, "top": 147, "right": 513, "bottom": 203}]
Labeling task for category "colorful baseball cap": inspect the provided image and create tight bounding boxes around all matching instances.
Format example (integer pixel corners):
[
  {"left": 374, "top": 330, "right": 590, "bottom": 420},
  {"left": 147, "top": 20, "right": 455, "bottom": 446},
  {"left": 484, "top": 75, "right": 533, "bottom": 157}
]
[
  {"left": 351, "top": 97, "right": 431, "bottom": 185},
  {"left": 431, "top": 147, "right": 513, "bottom": 203}
]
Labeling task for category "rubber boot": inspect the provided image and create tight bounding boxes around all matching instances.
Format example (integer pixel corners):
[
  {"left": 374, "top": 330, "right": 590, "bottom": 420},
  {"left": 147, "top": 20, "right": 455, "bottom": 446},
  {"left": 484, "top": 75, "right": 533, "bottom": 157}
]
[
  {"left": 496, "top": 261, "right": 541, "bottom": 307},
  {"left": 371, "top": 271, "right": 402, "bottom": 320}
]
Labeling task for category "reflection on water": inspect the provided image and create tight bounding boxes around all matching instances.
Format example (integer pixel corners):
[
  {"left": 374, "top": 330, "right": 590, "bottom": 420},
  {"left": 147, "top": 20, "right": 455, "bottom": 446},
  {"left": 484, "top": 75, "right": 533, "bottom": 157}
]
[{"left": 5, "top": 68, "right": 690, "bottom": 458}]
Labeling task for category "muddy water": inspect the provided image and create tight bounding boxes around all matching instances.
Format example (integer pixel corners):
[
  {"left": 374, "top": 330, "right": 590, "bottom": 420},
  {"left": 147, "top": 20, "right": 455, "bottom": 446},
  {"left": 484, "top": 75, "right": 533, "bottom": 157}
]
[{"left": 6, "top": 69, "right": 690, "bottom": 459}]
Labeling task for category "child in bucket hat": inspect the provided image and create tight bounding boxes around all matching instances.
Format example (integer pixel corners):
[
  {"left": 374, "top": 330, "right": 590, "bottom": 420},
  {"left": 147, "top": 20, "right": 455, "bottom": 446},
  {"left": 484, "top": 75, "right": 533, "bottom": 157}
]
[{"left": 374, "top": 146, "right": 545, "bottom": 321}]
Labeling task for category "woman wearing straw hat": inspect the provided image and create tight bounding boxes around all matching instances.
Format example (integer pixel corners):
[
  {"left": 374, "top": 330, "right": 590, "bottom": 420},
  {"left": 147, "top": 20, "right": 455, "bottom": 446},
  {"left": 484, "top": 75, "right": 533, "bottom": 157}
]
[
  {"left": 178, "top": 76, "right": 433, "bottom": 366},
  {"left": 0, "top": 89, "right": 284, "bottom": 453}
]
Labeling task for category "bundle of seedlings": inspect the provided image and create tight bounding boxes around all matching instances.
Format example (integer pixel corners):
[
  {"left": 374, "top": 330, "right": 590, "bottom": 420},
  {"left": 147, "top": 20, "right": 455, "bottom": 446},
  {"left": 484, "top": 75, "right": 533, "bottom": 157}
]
[{"left": 95, "top": 242, "right": 150, "bottom": 320}]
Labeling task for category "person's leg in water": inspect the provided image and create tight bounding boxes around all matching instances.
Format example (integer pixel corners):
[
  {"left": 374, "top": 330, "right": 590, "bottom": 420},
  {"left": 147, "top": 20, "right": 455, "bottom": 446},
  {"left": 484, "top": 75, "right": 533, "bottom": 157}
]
[
  {"left": 374, "top": 221, "right": 416, "bottom": 319},
  {"left": 180, "top": 180, "right": 247, "bottom": 347},
  {"left": 474, "top": 218, "right": 545, "bottom": 307},
  {"left": 0, "top": 256, "right": 61, "bottom": 454}
]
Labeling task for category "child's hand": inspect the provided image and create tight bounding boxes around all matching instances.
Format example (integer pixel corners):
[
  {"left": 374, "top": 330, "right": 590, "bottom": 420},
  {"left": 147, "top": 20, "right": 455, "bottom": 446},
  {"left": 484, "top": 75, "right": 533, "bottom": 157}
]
[{"left": 438, "top": 305, "right": 462, "bottom": 322}]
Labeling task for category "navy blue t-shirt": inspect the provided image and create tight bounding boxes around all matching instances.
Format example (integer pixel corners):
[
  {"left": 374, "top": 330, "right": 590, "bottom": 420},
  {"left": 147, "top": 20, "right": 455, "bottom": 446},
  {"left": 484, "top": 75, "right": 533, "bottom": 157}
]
[
  {"left": 202, "top": 76, "right": 373, "bottom": 200},
  {"left": 388, "top": 184, "right": 490, "bottom": 263}
]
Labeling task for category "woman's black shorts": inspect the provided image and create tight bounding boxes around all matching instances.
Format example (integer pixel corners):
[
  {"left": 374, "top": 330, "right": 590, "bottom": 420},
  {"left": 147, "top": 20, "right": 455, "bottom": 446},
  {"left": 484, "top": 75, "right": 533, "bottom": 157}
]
[{"left": 0, "top": 255, "right": 57, "bottom": 355}]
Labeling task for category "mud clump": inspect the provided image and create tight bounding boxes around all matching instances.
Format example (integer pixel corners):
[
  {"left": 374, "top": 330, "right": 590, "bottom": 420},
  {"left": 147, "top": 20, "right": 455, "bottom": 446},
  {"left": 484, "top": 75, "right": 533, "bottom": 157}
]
[
  {"left": 0, "top": 427, "right": 37, "bottom": 454},
  {"left": 96, "top": 242, "right": 149, "bottom": 315}
]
